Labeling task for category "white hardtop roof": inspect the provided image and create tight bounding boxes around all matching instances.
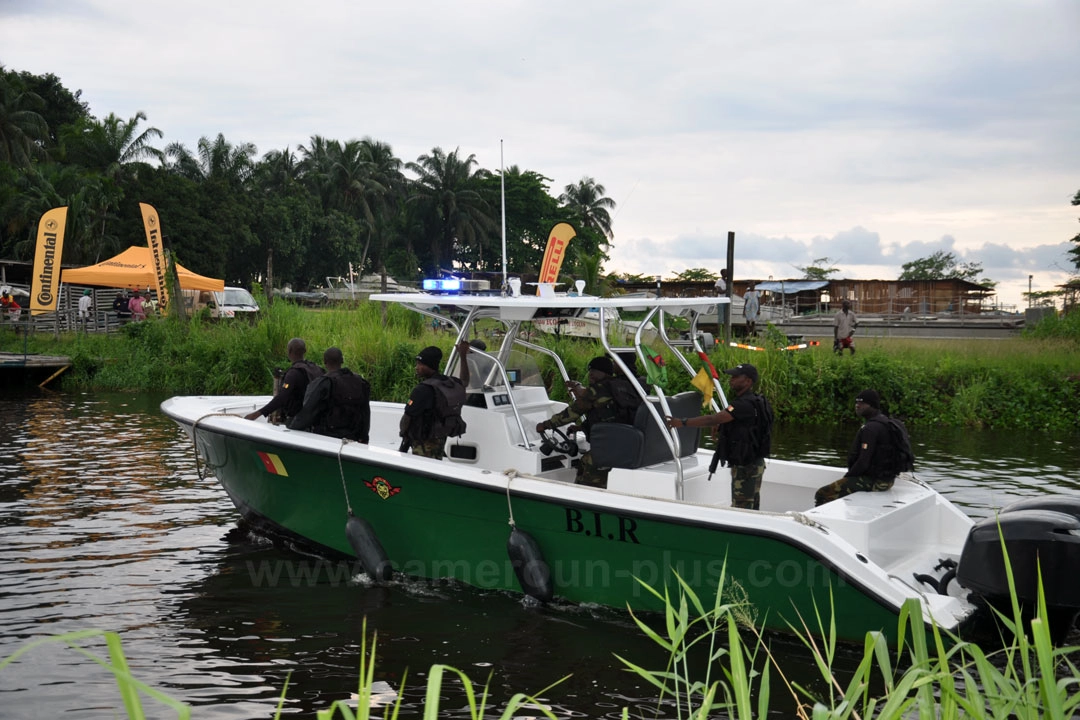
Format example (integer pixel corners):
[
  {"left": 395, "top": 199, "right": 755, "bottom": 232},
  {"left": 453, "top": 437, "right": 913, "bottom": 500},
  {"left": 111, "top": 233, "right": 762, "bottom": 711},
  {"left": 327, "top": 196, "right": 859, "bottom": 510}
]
[{"left": 370, "top": 292, "right": 728, "bottom": 316}]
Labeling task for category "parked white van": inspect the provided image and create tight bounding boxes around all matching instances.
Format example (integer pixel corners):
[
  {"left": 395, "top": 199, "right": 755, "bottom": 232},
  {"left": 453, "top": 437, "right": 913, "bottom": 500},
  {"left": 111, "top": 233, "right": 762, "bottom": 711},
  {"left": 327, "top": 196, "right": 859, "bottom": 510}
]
[{"left": 184, "top": 287, "right": 260, "bottom": 319}]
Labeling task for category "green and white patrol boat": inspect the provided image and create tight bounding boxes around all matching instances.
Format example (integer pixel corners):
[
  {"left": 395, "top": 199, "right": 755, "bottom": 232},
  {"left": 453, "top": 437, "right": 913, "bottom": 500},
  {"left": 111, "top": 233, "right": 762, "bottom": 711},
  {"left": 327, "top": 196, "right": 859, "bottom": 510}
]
[{"left": 164, "top": 291, "right": 1079, "bottom": 643}]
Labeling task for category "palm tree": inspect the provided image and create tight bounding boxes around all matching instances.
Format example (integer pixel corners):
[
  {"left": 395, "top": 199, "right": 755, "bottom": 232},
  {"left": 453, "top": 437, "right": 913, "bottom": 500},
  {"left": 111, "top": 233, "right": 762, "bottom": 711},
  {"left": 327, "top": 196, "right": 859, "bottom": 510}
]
[
  {"left": 0, "top": 67, "right": 48, "bottom": 168},
  {"left": 297, "top": 135, "right": 337, "bottom": 207},
  {"left": 356, "top": 138, "right": 404, "bottom": 280},
  {"left": 165, "top": 133, "right": 255, "bottom": 185},
  {"left": 93, "top": 111, "right": 164, "bottom": 177},
  {"left": 558, "top": 176, "right": 615, "bottom": 240},
  {"left": 257, "top": 146, "right": 301, "bottom": 195},
  {"left": 406, "top": 147, "right": 496, "bottom": 275}
]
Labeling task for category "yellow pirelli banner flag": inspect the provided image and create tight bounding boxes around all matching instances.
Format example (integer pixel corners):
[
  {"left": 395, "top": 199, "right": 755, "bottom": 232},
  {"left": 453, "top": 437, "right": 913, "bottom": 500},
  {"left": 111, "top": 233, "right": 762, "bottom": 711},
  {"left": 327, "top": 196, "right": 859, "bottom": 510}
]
[
  {"left": 30, "top": 207, "right": 68, "bottom": 316},
  {"left": 139, "top": 202, "right": 170, "bottom": 311},
  {"left": 536, "top": 222, "right": 576, "bottom": 292}
]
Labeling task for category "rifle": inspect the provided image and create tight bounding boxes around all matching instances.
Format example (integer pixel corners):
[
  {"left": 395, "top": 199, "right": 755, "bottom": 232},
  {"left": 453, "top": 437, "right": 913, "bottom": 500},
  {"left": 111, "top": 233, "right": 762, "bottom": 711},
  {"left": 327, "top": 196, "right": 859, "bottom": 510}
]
[{"left": 707, "top": 428, "right": 728, "bottom": 481}]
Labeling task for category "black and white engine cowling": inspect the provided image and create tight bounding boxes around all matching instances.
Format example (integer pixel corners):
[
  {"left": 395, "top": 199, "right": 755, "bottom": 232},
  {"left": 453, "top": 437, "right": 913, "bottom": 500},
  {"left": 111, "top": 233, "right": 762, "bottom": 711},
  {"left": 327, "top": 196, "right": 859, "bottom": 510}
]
[{"left": 956, "top": 495, "right": 1080, "bottom": 643}]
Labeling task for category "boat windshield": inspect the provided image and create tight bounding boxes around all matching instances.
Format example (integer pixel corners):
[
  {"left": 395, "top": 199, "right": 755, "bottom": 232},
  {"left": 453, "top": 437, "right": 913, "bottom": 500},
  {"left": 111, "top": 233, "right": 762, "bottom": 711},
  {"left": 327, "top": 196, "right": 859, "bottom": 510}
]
[{"left": 466, "top": 348, "right": 543, "bottom": 391}]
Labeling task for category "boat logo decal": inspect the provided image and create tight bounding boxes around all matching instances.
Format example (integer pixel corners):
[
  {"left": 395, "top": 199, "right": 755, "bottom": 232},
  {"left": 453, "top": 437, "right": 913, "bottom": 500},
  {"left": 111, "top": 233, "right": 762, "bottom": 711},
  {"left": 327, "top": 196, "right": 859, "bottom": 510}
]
[
  {"left": 365, "top": 476, "right": 401, "bottom": 500},
  {"left": 257, "top": 451, "right": 288, "bottom": 476}
]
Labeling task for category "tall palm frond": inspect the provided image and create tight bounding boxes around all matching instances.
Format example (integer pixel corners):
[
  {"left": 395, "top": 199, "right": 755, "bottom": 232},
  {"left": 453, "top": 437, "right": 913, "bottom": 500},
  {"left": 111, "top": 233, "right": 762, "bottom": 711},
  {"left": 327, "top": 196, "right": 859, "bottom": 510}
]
[
  {"left": 0, "top": 68, "right": 48, "bottom": 168},
  {"left": 559, "top": 176, "right": 615, "bottom": 240}
]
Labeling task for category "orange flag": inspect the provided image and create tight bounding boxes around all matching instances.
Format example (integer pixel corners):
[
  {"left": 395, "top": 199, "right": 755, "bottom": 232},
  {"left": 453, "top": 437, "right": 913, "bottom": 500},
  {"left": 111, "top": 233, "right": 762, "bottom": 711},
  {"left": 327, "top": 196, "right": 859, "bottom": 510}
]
[{"left": 536, "top": 222, "right": 576, "bottom": 292}]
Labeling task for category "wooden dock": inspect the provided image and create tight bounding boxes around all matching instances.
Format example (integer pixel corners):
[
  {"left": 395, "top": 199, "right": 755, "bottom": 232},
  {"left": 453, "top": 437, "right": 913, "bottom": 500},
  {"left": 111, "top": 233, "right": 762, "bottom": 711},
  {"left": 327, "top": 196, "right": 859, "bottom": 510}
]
[{"left": 0, "top": 352, "right": 72, "bottom": 389}]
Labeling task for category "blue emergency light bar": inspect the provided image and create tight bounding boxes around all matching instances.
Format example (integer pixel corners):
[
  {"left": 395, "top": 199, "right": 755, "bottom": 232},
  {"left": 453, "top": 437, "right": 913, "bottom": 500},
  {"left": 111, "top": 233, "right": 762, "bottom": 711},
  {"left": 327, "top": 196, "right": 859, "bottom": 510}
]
[{"left": 422, "top": 278, "right": 461, "bottom": 293}]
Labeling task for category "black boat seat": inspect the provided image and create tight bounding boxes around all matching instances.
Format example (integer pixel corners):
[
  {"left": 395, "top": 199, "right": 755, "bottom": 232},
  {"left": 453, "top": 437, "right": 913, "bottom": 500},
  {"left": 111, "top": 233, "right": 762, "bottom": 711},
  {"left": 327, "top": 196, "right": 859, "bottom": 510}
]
[{"left": 589, "top": 391, "right": 702, "bottom": 469}]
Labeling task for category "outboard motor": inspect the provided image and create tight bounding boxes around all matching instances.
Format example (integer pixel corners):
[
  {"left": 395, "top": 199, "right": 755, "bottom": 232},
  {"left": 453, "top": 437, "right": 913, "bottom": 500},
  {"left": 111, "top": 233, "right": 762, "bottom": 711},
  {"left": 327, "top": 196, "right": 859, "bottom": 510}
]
[{"left": 956, "top": 496, "right": 1080, "bottom": 644}]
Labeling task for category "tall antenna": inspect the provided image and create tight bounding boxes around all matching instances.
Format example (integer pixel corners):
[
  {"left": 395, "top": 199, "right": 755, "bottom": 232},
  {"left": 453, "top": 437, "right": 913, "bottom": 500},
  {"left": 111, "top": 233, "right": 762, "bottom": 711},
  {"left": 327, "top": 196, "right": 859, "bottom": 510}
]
[{"left": 500, "top": 139, "right": 507, "bottom": 291}]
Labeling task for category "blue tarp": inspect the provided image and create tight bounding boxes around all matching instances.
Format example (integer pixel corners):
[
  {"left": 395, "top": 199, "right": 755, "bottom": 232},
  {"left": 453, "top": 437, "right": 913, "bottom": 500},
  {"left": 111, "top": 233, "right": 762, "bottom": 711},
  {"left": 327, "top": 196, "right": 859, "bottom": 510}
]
[{"left": 754, "top": 280, "right": 829, "bottom": 295}]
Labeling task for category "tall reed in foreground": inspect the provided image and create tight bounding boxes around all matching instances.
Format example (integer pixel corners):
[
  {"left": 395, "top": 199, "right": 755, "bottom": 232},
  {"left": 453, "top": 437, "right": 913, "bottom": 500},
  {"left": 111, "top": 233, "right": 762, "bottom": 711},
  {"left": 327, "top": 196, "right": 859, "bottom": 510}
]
[
  {"left": 617, "top": 563, "right": 1080, "bottom": 719},
  {"left": 3, "top": 568, "right": 1078, "bottom": 718},
  {"left": 0, "top": 621, "right": 566, "bottom": 720}
]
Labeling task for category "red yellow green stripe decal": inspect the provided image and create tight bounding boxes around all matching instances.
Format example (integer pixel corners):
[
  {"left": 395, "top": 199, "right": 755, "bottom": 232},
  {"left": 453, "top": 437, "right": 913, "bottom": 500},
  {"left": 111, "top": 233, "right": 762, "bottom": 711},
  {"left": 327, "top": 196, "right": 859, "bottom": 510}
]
[{"left": 257, "top": 451, "right": 288, "bottom": 476}]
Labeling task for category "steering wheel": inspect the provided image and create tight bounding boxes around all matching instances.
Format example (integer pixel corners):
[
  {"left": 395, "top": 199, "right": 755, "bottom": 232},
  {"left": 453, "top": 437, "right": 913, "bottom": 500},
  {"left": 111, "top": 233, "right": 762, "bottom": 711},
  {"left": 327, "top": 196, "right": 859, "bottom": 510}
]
[{"left": 539, "top": 427, "right": 579, "bottom": 457}]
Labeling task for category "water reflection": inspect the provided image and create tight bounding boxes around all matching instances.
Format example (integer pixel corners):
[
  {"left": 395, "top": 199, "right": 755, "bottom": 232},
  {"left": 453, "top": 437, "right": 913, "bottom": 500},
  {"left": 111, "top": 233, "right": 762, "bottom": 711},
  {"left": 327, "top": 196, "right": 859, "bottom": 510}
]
[{"left": 0, "top": 393, "right": 1077, "bottom": 719}]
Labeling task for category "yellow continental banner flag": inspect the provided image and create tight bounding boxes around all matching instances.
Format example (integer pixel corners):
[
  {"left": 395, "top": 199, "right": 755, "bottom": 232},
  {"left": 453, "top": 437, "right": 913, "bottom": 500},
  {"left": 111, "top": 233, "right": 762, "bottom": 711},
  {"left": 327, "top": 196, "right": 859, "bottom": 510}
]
[
  {"left": 139, "top": 202, "right": 169, "bottom": 311},
  {"left": 691, "top": 367, "right": 714, "bottom": 406},
  {"left": 30, "top": 207, "right": 68, "bottom": 316},
  {"left": 537, "top": 222, "right": 576, "bottom": 292}
]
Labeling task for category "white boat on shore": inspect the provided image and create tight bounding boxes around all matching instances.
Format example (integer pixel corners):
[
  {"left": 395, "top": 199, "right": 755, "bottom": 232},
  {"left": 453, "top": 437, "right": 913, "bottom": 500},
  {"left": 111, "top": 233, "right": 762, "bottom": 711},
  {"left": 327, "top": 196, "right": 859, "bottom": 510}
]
[{"left": 321, "top": 275, "right": 420, "bottom": 302}]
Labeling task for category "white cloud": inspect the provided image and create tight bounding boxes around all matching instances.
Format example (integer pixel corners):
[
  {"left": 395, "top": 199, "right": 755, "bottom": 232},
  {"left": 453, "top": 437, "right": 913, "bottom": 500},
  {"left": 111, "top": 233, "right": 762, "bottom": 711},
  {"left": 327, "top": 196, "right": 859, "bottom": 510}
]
[{"left": 2, "top": 0, "right": 1078, "bottom": 307}]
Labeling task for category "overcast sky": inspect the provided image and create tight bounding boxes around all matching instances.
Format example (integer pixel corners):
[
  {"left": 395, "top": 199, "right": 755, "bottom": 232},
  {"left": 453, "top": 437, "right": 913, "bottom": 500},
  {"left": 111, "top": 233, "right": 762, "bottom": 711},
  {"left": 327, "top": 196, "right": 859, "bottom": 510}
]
[{"left": 3, "top": 0, "right": 1078, "bottom": 307}]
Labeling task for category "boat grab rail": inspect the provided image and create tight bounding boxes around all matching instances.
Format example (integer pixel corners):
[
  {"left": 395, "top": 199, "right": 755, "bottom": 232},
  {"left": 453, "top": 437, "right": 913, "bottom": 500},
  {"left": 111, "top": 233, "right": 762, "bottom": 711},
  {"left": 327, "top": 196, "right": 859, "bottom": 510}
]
[
  {"left": 409, "top": 303, "right": 463, "bottom": 339},
  {"left": 465, "top": 344, "right": 533, "bottom": 450},
  {"left": 444, "top": 310, "right": 538, "bottom": 450},
  {"left": 601, "top": 305, "right": 689, "bottom": 499}
]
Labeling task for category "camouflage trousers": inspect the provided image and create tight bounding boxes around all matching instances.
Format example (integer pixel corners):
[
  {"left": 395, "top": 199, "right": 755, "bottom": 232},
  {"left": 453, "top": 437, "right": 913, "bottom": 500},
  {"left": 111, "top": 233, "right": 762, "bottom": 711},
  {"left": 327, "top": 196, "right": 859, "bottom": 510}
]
[
  {"left": 411, "top": 438, "right": 446, "bottom": 460},
  {"left": 574, "top": 451, "right": 610, "bottom": 489},
  {"left": 814, "top": 475, "right": 894, "bottom": 506},
  {"left": 730, "top": 459, "right": 766, "bottom": 510}
]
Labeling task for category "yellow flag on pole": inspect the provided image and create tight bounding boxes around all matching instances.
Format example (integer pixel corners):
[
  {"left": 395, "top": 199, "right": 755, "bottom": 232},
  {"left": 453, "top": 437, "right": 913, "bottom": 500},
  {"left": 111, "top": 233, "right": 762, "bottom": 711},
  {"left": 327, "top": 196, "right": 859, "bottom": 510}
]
[
  {"left": 537, "top": 222, "right": 576, "bottom": 292},
  {"left": 139, "top": 202, "right": 170, "bottom": 311},
  {"left": 30, "top": 207, "right": 68, "bottom": 316},
  {"left": 691, "top": 367, "right": 714, "bottom": 406}
]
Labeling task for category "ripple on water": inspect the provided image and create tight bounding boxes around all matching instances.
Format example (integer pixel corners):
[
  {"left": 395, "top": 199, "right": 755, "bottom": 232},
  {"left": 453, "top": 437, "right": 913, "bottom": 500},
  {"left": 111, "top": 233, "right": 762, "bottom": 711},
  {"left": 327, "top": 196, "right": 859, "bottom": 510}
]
[{"left": 0, "top": 396, "right": 1078, "bottom": 719}]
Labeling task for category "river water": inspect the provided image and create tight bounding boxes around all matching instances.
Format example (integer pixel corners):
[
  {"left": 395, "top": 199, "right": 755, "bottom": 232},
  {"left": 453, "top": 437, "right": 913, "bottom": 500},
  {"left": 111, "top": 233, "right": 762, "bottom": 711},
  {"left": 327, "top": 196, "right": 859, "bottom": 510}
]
[{"left": 0, "top": 391, "right": 1077, "bottom": 719}]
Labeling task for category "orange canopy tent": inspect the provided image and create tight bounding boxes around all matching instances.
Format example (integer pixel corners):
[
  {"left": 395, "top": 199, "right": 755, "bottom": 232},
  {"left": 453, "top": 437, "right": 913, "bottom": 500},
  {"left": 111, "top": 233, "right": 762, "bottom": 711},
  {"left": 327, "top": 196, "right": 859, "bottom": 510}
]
[{"left": 62, "top": 246, "right": 224, "bottom": 291}]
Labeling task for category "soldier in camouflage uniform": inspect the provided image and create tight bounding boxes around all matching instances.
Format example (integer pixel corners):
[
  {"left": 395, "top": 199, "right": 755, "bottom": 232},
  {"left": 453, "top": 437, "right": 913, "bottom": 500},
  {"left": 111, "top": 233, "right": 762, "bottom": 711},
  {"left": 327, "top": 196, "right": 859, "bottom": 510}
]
[
  {"left": 400, "top": 341, "right": 471, "bottom": 459},
  {"left": 535, "top": 356, "right": 636, "bottom": 489},
  {"left": 665, "top": 363, "right": 771, "bottom": 509},
  {"left": 814, "top": 389, "right": 899, "bottom": 505}
]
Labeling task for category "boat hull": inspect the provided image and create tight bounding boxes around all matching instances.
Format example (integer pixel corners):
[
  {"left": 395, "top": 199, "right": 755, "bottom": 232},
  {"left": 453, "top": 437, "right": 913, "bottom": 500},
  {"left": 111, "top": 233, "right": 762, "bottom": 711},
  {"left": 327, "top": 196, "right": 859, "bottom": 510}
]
[{"left": 183, "top": 413, "right": 913, "bottom": 641}]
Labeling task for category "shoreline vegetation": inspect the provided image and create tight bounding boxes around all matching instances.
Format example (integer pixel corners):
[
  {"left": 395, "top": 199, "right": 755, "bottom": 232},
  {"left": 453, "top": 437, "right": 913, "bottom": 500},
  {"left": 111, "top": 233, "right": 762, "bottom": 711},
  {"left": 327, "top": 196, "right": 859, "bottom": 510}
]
[{"left": 4, "top": 296, "right": 1079, "bottom": 432}]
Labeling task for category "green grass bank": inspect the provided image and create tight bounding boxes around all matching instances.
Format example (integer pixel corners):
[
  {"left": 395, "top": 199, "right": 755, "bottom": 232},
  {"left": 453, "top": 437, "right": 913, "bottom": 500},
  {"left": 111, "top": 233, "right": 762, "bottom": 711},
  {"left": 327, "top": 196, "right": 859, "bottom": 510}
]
[{"left": 5, "top": 300, "right": 1079, "bottom": 432}]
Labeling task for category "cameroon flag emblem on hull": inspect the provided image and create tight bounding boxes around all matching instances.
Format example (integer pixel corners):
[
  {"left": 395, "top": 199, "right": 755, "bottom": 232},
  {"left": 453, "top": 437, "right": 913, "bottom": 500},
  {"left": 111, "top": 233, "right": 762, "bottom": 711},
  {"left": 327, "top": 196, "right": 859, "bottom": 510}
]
[{"left": 257, "top": 452, "right": 288, "bottom": 476}]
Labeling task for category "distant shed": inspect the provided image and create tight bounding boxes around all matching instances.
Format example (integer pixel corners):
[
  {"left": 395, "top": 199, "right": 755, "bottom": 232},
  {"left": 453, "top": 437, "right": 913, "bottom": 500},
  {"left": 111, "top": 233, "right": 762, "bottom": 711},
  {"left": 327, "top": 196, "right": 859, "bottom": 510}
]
[{"left": 612, "top": 277, "right": 996, "bottom": 315}]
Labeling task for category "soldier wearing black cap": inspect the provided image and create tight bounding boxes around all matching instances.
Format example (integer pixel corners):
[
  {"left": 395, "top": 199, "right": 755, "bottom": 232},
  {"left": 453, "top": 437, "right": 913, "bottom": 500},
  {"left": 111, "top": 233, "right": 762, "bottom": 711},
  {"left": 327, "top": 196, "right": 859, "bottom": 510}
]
[
  {"left": 288, "top": 347, "right": 371, "bottom": 442},
  {"left": 400, "top": 341, "right": 472, "bottom": 458},
  {"left": 665, "top": 363, "right": 772, "bottom": 509},
  {"left": 245, "top": 338, "right": 324, "bottom": 424},
  {"left": 814, "top": 389, "right": 901, "bottom": 505},
  {"left": 536, "top": 355, "right": 641, "bottom": 488}
]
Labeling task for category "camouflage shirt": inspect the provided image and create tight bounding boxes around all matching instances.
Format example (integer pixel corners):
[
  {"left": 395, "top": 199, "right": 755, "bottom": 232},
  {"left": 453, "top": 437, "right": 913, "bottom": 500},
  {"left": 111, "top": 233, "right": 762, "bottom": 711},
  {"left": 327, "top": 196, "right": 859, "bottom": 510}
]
[{"left": 544, "top": 379, "right": 628, "bottom": 438}]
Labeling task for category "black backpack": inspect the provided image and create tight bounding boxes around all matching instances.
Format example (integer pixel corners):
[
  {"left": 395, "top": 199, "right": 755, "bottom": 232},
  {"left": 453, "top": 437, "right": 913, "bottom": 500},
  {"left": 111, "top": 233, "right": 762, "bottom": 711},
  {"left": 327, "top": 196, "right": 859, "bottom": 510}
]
[
  {"left": 749, "top": 393, "right": 774, "bottom": 458},
  {"left": 870, "top": 415, "right": 915, "bottom": 474},
  {"left": 423, "top": 375, "right": 467, "bottom": 439}
]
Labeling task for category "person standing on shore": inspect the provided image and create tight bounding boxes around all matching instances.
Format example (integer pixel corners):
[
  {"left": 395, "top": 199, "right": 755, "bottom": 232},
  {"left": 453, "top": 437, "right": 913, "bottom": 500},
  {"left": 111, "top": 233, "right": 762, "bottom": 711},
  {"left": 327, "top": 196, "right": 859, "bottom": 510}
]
[
  {"left": 112, "top": 291, "right": 131, "bottom": 323},
  {"left": 743, "top": 285, "right": 760, "bottom": 336},
  {"left": 1, "top": 290, "right": 22, "bottom": 326},
  {"left": 78, "top": 289, "right": 93, "bottom": 331},
  {"left": 833, "top": 300, "right": 857, "bottom": 355}
]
